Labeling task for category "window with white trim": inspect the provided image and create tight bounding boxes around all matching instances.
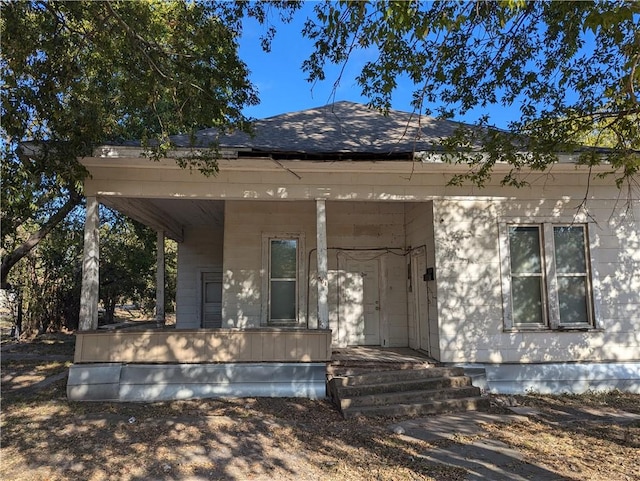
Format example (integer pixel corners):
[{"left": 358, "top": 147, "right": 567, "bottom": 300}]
[
  {"left": 500, "top": 223, "right": 595, "bottom": 330},
  {"left": 261, "top": 234, "right": 306, "bottom": 326}
]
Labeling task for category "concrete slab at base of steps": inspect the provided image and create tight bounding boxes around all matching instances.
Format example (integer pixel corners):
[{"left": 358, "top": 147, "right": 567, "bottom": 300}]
[{"left": 388, "top": 412, "right": 563, "bottom": 481}]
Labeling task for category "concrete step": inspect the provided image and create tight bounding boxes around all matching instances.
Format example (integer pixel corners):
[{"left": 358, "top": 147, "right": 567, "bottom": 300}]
[
  {"left": 342, "top": 395, "right": 491, "bottom": 419},
  {"left": 328, "top": 360, "right": 434, "bottom": 375},
  {"left": 332, "top": 367, "right": 466, "bottom": 386},
  {"left": 339, "top": 385, "right": 482, "bottom": 410},
  {"left": 332, "top": 374, "right": 473, "bottom": 398}
]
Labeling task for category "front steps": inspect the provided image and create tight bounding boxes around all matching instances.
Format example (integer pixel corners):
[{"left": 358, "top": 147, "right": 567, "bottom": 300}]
[{"left": 327, "top": 366, "right": 489, "bottom": 419}]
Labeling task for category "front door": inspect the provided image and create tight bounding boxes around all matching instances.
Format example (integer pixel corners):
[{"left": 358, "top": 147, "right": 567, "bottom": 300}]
[{"left": 343, "top": 258, "right": 381, "bottom": 345}]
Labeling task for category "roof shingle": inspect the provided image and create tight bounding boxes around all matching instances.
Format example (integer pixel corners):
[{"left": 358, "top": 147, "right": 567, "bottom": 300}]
[{"left": 172, "top": 101, "right": 467, "bottom": 155}]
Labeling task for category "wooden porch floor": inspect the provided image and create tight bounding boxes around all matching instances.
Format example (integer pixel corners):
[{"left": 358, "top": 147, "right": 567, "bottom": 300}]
[{"left": 331, "top": 347, "right": 437, "bottom": 364}]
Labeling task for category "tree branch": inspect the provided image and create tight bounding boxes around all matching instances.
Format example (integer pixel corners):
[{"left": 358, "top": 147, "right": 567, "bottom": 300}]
[
  {"left": 1, "top": 187, "right": 82, "bottom": 289},
  {"left": 103, "top": 1, "right": 173, "bottom": 81}
]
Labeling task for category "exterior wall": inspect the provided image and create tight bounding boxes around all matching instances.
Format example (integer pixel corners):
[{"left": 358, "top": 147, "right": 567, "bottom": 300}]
[
  {"left": 222, "top": 200, "right": 316, "bottom": 327},
  {"left": 304, "top": 201, "right": 409, "bottom": 347},
  {"left": 83, "top": 157, "right": 639, "bottom": 369},
  {"left": 223, "top": 200, "right": 409, "bottom": 347},
  {"left": 175, "top": 226, "right": 224, "bottom": 328},
  {"left": 433, "top": 197, "right": 640, "bottom": 364},
  {"left": 461, "top": 361, "right": 640, "bottom": 394}
]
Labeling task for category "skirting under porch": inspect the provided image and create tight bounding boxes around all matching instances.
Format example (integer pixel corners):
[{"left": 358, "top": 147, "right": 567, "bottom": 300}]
[
  {"left": 68, "top": 328, "right": 332, "bottom": 401},
  {"left": 67, "top": 363, "right": 328, "bottom": 401}
]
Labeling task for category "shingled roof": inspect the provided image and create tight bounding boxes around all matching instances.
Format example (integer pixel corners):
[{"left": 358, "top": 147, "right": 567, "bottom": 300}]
[{"left": 171, "top": 101, "right": 468, "bottom": 160}]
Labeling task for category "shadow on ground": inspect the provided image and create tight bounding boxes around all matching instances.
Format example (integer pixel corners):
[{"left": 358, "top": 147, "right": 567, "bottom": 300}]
[{"left": 1, "top": 334, "right": 638, "bottom": 481}]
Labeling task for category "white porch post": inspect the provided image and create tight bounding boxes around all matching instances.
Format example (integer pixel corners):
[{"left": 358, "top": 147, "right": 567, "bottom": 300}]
[
  {"left": 155, "top": 231, "right": 165, "bottom": 327},
  {"left": 316, "top": 199, "right": 329, "bottom": 330},
  {"left": 79, "top": 196, "right": 99, "bottom": 331}
]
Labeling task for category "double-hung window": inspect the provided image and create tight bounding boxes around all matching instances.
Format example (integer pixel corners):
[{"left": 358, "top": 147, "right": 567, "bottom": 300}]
[
  {"left": 500, "top": 223, "right": 595, "bottom": 330},
  {"left": 262, "top": 234, "right": 304, "bottom": 326}
]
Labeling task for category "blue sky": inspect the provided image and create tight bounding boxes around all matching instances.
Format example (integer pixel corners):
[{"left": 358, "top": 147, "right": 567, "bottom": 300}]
[
  {"left": 238, "top": 2, "right": 522, "bottom": 129},
  {"left": 238, "top": 3, "right": 375, "bottom": 119}
]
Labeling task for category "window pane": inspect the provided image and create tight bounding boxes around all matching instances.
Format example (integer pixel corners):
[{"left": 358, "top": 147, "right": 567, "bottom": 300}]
[
  {"left": 509, "top": 226, "right": 541, "bottom": 273},
  {"left": 558, "top": 276, "right": 588, "bottom": 324},
  {"left": 512, "top": 277, "right": 544, "bottom": 324},
  {"left": 554, "top": 226, "right": 586, "bottom": 273},
  {"left": 271, "top": 239, "right": 297, "bottom": 279},
  {"left": 205, "top": 281, "right": 222, "bottom": 303},
  {"left": 270, "top": 280, "right": 296, "bottom": 320}
]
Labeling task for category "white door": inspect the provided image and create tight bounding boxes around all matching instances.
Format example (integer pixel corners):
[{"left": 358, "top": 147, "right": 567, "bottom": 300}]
[
  {"left": 413, "top": 253, "right": 430, "bottom": 352},
  {"left": 201, "top": 272, "right": 222, "bottom": 328},
  {"left": 343, "top": 258, "right": 380, "bottom": 345}
]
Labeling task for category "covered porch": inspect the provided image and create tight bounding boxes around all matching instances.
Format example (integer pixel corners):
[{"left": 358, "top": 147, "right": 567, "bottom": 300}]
[
  {"left": 72, "top": 155, "right": 442, "bottom": 401},
  {"left": 79, "top": 193, "right": 439, "bottom": 350}
]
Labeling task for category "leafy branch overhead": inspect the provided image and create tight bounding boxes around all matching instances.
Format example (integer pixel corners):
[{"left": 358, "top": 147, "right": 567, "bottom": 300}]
[
  {"left": 0, "top": 0, "right": 300, "bottom": 287},
  {"left": 302, "top": 0, "right": 640, "bottom": 187}
]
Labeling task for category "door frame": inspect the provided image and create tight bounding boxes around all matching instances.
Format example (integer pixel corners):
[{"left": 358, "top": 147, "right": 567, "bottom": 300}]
[
  {"left": 411, "top": 247, "right": 430, "bottom": 353},
  {"left": 197, "top": 268, "right": 223, "bottom": 328},
  {"left": 337, "top": 251, "right": 387, "bottom": 347}
]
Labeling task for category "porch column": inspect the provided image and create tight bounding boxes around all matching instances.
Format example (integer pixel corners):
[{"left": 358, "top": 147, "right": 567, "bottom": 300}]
[
  {"left": 316, "top": 199, "right": 329, "bottom": 330},
  {"left": 155, "top": 231, "right": 165, "bottom": 326},
  {"left": 79, "top": 196, "right": 99, "bottom": 331}
]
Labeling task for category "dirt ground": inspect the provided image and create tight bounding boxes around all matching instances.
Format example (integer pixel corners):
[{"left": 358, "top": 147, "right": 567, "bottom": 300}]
[{"left": 1, "top": 332, "right": 638, "bottom": 481}]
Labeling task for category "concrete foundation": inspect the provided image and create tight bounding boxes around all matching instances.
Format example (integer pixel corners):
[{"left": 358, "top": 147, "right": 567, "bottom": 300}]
[
  {"left": 67, "top": 363, "right": 327, "bottom": 401},
  {"left": 459, "top": 361, "right": 640, "bottom": 394}
]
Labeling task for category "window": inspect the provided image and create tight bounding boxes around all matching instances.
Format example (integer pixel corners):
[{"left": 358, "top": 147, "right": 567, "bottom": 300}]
[
  {"left": 509, "top": 226, "right": 546, "bottom": 326},
  {"left": 501, "top": 223, "right": 595, "bottom": 330},
  {"left": 269, "top": 239, "right": 298, "bottom": 324}
]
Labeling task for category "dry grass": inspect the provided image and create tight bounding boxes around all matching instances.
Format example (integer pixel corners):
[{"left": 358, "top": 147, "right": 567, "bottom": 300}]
[
  {"left": 1, "top": 393, "right": 466, "bottom": 481},
  {"left": 482, "top": 392, "right": 640, "bottom": 481},
  {"left": 1, "top": 359, "right": 71, "bottom": 391},
  {"left": 1, "top": 334, "right": 638, "bottom": 481}
]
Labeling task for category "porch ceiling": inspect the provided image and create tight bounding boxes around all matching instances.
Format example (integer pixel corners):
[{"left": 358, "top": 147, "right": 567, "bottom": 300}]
[{"left": 100, "top": 198, "right": 224, "bottom": 242}]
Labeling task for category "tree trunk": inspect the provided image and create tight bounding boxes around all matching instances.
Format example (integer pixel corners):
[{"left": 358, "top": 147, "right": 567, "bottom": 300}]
[
  {"left": 14, "top": 291, "right": 23, "bottom": 340},
  {"left": 105, "top": 297, "right": 116, "bottom": 324}
]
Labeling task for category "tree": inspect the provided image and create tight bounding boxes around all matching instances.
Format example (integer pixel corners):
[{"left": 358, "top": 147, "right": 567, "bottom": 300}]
[
  {"left": 99, "top": 209, "right": 157, "bottom": 324},
  {"left": 6, "top": 208, "right": 85, "bottom": 334},
  {"left": 1, "top": 0, "right": 299, "bottom": 288},
  {"left": 302, "top": 0, "right": 640, "bottom": 188},
  {"left": 2, "top": 205, "right": 174, "bottom": 334}
]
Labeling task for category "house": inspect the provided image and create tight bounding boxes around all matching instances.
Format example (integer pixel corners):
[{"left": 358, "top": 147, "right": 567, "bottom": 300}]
[{"left": 68, "top": 101, "right": 640, "bottom": 401}]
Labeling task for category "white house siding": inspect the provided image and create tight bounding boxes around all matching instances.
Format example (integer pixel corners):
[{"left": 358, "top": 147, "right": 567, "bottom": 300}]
[
  {"left": 405, "top": 202, "right": 440, "bottom": 358},
  {"left": 433, "top": 197, "right": 640, "bottom": 365},
  {"left": 221, "top": 200, "right": 409, "bottom": 347},
  {"left": 82, "top": 157, "right": 638, "bottom": 364},
  {"left": 222, "top": 200, "right": 316, "bottom": 328},
  {"left": 175, "top": 226, "right": 224, "bottom": 329}
]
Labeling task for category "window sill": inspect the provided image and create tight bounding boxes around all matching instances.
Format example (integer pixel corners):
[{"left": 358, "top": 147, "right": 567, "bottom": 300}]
[
  {"left": 265, "top": 322, "right": 306, "bottom": 329},
  {"left": 503, "top": 327, "right": 603, "bottom": 333}
]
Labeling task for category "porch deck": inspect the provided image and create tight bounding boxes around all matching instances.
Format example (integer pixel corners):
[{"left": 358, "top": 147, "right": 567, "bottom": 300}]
[
  {"left": 330, "top": 347, "right": 438, "bottom": 378},
  {"left": 332, "top": 346, "right": 436, "bottom": 364}
]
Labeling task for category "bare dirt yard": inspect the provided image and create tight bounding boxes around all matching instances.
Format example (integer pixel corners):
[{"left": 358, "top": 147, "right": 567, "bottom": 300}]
[{"left": 1, "top": 331, "right": 638, "bottom": 481}]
